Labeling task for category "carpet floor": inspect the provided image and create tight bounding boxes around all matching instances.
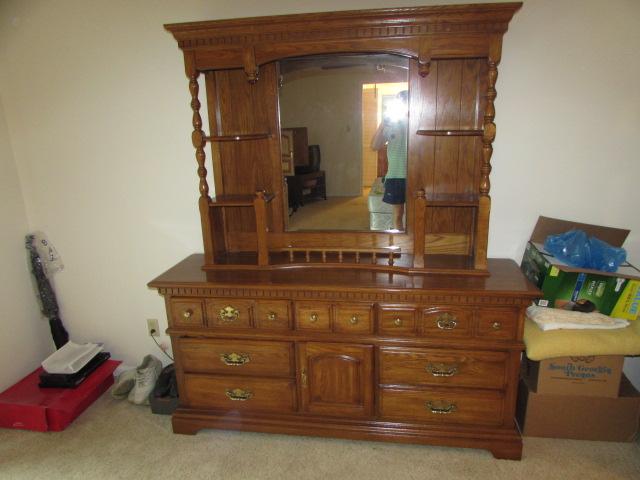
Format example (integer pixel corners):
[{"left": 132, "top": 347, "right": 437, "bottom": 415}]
[
  {"left": 1, "top": 393, "right": 639, "bottom": 480},
  {"left": 288, "top": 195, "right": 370, "bottom": 231}
]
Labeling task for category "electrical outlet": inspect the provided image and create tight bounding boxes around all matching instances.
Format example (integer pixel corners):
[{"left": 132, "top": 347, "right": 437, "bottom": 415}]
[{"left": 146, "top": 318, "right": 160, "bottom": 337}]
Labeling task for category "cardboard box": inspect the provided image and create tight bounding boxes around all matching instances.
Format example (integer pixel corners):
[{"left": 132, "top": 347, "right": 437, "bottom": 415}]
[
  {"left": 521, "top": 216, "right": 640, "bottom": 319},
  {"left": 521, "top": 355, "right": 623, "bottom": 397},
  {"left": 516, "top": 375, "right": 640, "bottom": 442},
  {"left": 0, "top": 360, "right": 120, "bottom": 432}
]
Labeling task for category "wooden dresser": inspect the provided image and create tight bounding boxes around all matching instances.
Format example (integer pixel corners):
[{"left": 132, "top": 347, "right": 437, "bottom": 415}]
[
  {"left": 150, "top": 255, "right": 538, "bottom": 459},
  {"left": 152, "top": 3, "right": 539, "bottom": 460}
]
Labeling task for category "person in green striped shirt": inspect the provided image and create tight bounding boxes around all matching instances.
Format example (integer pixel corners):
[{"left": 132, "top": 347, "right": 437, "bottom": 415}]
[{"left": 371, "top": 90, "right": 408, "bottom": 230}]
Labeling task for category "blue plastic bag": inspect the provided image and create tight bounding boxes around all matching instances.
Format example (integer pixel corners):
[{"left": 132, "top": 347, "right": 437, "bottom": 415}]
[{"left": 543, "top": 229, "right": 626, "bottom": 272}]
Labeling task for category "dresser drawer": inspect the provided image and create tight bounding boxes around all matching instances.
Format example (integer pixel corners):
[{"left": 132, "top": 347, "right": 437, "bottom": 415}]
[
  {"left": 183, "top": 374, "right": 296, "bottom": 413},
  {"left": 177, "top": 338, "right": 294, "bottom": 377},
  {"left": 170, "top": 299, "right": 204, "bottom": 328},
  {"left": 295, "top": 302, "right": 331, "bottom": 331},
  {"left": 476, "top": 308, "right": 519, "bottom": 341},
  {"left": 205, "top": 299, "right": 253, "bottom": 328},
  {"left": 379, "top": 347, "right": 508, "bottom": 389},
  {"left": 422, "top": 307, "right": 472, "bottom": 338},
  {"left": 254, "top": 300, "right": 291, "bottom": 330},
  {"left": 334, "top": 304, "right": 373, "bottom": 334},
  {"left": 379, "top": 387, "right": 504, "bottom": 426},
  {"left": 378, "top": 307, "right": 417, "bottom": 335}
]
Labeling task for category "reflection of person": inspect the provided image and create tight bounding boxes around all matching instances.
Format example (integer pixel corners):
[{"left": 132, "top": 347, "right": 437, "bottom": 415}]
[{"left": 370, "top": 90, "right": 408, "bottom": 230}]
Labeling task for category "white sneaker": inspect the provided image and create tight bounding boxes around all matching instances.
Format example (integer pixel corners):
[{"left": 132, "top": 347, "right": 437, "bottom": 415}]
[
  {"left": 128, "top": 355, "right": 163, "bottom": 405},
  {"left": 111, "top": 368, "right": 136, "bottom": 399}
]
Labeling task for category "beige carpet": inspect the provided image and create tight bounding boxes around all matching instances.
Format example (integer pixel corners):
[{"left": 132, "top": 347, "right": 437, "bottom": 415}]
[{"left": 1, "top": 394, "right": 639, "bottom": 480}]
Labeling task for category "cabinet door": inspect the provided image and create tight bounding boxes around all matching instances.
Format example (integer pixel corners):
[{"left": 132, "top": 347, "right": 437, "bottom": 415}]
[{"left": 298, "top": 343, "right": 373, "bottom": 417}]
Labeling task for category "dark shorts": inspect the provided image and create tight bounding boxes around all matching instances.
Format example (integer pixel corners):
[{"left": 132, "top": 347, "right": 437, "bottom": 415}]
[{"left": 382, "top": 178, "right": 406, "bottom": 205}]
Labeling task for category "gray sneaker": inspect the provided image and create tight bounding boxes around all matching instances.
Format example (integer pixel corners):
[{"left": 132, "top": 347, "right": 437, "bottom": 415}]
[
  {"left": 111, "top": 368, "right": 136, "bottom": 399},
  {"left": 128, "top": 355, "right": 163, "bottom": 405}
]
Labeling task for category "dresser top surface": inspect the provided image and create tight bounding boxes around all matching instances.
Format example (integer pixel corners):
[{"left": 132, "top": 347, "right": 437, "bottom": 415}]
[{"left": 149, "top": 254, "right": 539, "bottom": 297}]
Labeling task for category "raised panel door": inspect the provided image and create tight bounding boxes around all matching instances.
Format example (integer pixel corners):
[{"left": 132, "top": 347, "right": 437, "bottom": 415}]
[{"left": 298, "top": 342, "right": 373, "bottom": 418}]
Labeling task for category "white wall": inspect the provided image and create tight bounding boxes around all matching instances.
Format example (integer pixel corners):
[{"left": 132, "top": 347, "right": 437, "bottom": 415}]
[
  {"left": 0, "top": 98, "right": 53, "bottom": 391},
  {"left": 1, "top": 0, "right": 639, "bottom": 382}
]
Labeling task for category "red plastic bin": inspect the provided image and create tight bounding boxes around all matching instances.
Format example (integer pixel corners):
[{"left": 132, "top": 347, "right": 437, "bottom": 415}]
[{"left": 0, "top": 359, "right": 120, "bottom": 431}]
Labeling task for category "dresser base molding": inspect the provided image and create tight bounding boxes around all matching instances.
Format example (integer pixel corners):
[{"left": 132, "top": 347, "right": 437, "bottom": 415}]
[{"left": 171, "top": 409, "right": 523, "bottom": 460}]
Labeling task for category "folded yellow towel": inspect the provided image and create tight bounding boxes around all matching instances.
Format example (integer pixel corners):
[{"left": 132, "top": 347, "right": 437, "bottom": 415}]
[{"left": 524, "top": 316, "right": 640, "bottom": 361}]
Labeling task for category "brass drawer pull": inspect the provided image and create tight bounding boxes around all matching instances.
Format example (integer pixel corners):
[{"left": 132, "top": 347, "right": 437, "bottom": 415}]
[
  {"left": 301, "top": 368, "right": 308, "bottom": 387},
  {"left": 349, "top": 315, "right": 359, "bottom": 325},
  {"left": 426, "top": 400, "right": 457, "bottom": 415},
  {"left": 394, "top": 317, "right": 402, "bottom": 326},
  {"left": 436, "top": 313, "right": 458, "bottom": 330},
  {"left": 220, "top": 352, "right": 250, "bottom": 366},
  {"left": 267, "top": 311, "right": 277, "bottom": 321},
  {"left": 492, "top": 321, "right": 502, "bottom": 330},
  {"left": 309, "top": 313, "right": 319, "bottom": 323},
  {"left": 225, "top": 388, "right": 253, "bottom": 401},
  {"left": 182, "top": 309, "right": 193, "bottom": 319},
  {"left": 425, "top": 362, "right": 458, "bottom": 377},
  {"left": 219, "top": 306, "right": 240, "bottom": 322}
]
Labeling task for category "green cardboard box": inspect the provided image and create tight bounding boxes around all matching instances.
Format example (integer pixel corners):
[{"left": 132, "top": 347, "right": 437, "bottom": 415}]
[{"left": 520, "top": 217, "right": 640, "bottom": 320}]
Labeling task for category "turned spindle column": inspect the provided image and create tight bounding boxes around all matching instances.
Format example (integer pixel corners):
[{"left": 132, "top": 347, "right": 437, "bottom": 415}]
[
  {"left": 475, "top": 36, "right": 501, "bottom": 271},
  {"left": 189, "top": 71, "right": 215, "bottom": 263}
]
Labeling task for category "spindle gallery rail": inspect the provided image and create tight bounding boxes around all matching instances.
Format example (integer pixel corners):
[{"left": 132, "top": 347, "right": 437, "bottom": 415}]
[{"left": 278, "top": 246, "right": 401, "bottom": 266}]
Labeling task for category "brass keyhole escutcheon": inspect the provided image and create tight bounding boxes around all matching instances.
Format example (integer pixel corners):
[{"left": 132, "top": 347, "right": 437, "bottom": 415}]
[{"left": 219, "top": 306, "right": 240, "bottom": 322}]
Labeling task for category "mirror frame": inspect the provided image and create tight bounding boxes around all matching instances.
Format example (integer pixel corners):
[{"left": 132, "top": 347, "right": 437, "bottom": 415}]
[{"left": 165, "top": 3, "right": 521, "bottom": 270}]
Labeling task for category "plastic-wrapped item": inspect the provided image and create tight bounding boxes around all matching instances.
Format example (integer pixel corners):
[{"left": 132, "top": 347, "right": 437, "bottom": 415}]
[
  {"left": 543, "top": 229, "right": 627, "bottom": 272},
  {"left": 589, "top": 236, "right": 627, "bottom": 272}
]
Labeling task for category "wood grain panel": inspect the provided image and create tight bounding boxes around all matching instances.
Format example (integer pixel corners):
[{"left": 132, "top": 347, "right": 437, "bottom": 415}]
[
  {"left": 208, "top": 64, "right": 284, "bottom": 247},
  {"left": 205, "top": 298, "right": 253, "bottom": 328},
  {"left": 455, "top": 59, "right": 485, "bottom": 236},
  {"left": 378, "top": 307, "right": 417, "bottom": 336},
  {"left": 476, "top": 308, "right": 519, "bottom": 341},
  {"left": 379, "top": 387, "right": 504, "bottom": 426},
  {"left": 254, "top": 300, "right": 291, "bottom": 330},
  {"left": 408, "top": 59, "right": 437, "bottom": 234},
  {"left": 183, "top": 374, "right": 296, "bottom": 412},
  {"left": 299, "top": 342, "right": 373, "bottom": 417},
  {"left": 178, "top": 338, "right": 293, "bottom": 377},
  {"left": 333, "top": 304, "right": 374, "bottom": 334},
  {"left": 295, "top": 302, "right": 331, "bottom": 331},
  {"left": 422, "top": 307, "right": 473, "bottom": 338},
  {"left": 379, "top": 347, "right": 508, "bottom": 389},
  {"left": 432, "top": 59, "right": 463, "bottom": 233},
  {"left": 170, "top": 299, "right": 205, "bottom": 328}
]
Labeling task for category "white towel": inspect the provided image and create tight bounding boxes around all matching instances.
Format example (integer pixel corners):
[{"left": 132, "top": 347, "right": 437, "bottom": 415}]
[{"left": 527, "top": 305, "right": 630, "bottom": 332}]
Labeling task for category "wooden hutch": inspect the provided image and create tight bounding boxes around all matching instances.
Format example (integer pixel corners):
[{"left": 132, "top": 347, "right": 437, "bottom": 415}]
[{"left": 149, "top": 3, "right": 540, "bottom": 460}]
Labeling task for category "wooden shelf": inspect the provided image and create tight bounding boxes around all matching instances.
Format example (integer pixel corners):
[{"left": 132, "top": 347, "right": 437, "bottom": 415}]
[
  {"left": 209, "top": 193, "right": 274, "bottom": 207},
  {"left": 205, "top": 133, "right": 272, "bottom": 142},
  {"left": 424, "top": 193, "right": 479, "bottom": 207},
  {"left": 416, "top": 129, "right": 483, "bottom": 137}
]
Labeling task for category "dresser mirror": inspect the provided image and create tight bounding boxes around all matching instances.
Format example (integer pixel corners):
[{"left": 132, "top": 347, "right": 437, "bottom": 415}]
[
  {"left": 163, "top": 2, "right": 520, "bottom": 273},
  {"left": 279, "top": 54, "right": 409, "bottom": 232}
]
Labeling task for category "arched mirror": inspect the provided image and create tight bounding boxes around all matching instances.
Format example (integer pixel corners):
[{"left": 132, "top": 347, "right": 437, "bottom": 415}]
[{"left": 278, "top": 53, "right": 409, "bottom": 232}]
